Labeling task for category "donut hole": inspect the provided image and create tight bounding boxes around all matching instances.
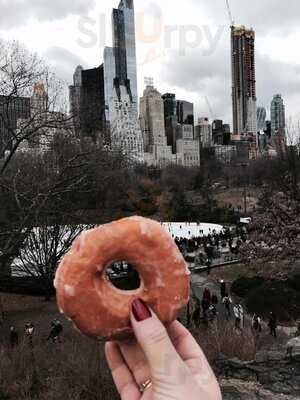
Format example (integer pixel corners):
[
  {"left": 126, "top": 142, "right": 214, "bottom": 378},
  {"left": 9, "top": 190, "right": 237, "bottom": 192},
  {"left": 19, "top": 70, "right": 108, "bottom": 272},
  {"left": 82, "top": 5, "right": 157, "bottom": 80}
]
[{"left": 105, "top": 261, "right": 141, "bottom": 291}]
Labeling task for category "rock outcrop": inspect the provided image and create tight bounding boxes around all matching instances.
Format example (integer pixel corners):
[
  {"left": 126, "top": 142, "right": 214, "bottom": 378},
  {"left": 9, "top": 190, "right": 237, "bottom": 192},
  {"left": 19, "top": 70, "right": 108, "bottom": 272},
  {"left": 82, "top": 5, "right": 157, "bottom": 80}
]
[{"left": 216, "top": 350, "right": 300, "bottom": 399}]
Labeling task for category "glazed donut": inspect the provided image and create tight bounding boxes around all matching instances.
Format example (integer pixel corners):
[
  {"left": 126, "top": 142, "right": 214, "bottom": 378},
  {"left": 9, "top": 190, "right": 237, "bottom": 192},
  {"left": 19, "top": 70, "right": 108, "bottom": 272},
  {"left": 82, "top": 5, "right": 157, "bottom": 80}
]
[{"left": 54, "top": 216, "right": 190, "bottom": 340}]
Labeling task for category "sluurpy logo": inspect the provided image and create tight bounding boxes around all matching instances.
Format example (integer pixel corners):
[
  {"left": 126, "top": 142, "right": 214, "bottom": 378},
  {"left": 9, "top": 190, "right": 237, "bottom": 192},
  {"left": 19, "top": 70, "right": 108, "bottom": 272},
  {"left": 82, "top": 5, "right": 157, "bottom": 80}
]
[{"left": 76, "top": 2, "right": 225, "bottom": 66}]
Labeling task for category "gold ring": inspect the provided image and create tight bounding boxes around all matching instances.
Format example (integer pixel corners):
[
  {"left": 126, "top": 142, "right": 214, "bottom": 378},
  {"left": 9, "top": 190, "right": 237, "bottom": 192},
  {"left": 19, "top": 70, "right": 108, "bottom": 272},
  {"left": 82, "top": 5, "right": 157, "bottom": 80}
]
[{"left": 139, "top": 379, "right": 152, "bottom": 393}]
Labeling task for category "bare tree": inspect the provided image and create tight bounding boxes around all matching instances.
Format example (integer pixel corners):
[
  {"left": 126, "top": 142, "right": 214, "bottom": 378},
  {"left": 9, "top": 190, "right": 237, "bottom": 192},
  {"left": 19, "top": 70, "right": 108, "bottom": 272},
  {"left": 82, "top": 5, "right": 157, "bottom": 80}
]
[
  {"left": 0, "top": 135, "right": 132, "bottom": 280},
  {"left": 240, "top": 128, "right": 300, "bottom": 265},
  {"left": 13, "top": 223, "right": 88, "bottom": 299},
  {"left": 0, "top": 39, "right": 70, "bottom": 175}
]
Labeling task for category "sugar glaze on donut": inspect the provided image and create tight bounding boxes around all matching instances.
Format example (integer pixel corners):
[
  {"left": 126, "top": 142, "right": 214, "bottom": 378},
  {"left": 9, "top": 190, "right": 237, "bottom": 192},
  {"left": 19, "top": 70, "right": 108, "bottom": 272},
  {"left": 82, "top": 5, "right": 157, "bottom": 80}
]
[{"left": 54, "top": 216, "right": 190, "bottom": 340}]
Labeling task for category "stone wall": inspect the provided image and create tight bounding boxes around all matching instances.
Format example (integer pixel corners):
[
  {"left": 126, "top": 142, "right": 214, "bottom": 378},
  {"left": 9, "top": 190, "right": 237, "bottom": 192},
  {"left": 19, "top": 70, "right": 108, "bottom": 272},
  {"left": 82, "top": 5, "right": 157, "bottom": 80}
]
[{"left": 215, "top": 351, "right": 300, "bottom": 399}]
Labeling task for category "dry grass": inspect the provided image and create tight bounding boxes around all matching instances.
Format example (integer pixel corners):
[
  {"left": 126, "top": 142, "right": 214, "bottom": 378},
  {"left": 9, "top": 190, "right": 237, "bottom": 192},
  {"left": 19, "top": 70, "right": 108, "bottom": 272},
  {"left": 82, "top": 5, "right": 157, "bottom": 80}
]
[
  {"left": 214, "top": 187, "right": 259, "bottom": 211},
  {"left": 0, "top": 293, "right": 118, "bottom": 400},
  {"left": 209, "top": 263, "right": 261, "bottom": 283},
  {"left": 0, "top": 336, "right": 118, "bottom": 400},
  {"left": 0, "top": 323, "right": 257, "bottom": 400},
  {"left": 192, "top": 320, "right": 257, "bottom": 363},
  {"left": 0, "top": 293, "right": 259, "bottom": 399}
]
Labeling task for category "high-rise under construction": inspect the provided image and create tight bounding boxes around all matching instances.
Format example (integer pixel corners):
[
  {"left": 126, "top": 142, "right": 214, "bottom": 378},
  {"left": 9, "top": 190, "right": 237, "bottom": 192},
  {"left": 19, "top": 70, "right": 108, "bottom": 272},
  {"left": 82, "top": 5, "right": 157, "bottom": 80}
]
[{"left": 231, "top": 26, "right": 257, "bottom": 141}]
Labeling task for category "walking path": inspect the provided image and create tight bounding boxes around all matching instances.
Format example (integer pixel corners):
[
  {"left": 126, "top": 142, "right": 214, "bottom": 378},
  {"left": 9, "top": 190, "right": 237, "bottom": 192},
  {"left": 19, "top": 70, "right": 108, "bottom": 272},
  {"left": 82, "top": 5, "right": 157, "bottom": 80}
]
[
  {"left": 190, "top": 272, "right": 297, "bottom": 337},
  {"left": 190, "top": 273, "right": 233, "bottom": 321}
]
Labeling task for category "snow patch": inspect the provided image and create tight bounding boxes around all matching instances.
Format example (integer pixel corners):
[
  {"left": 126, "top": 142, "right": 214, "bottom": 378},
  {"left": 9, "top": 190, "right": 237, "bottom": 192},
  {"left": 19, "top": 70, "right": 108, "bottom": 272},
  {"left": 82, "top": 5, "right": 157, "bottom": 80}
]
[{"left": 162, "top": 222, "right": 224, "bottom": 239}]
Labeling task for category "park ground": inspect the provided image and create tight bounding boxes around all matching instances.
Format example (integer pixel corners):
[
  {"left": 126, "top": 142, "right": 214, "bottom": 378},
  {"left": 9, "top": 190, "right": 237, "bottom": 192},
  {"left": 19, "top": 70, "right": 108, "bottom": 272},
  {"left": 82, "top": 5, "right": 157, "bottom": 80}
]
[{"left": 0, "top": 264, "right": 294, "bottom": 400}]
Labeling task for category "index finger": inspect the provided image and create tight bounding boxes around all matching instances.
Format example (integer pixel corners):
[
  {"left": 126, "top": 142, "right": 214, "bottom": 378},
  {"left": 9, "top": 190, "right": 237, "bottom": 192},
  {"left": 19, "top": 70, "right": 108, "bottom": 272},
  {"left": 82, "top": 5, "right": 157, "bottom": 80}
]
[
  {"left": 167, "top": 321, "right": 213, "bottom": 373},
  {"left": 105, "top": 342, "right": 140, "bottom": 400},
  {"left": 168, "top": 322, "right": 222, "bottom": 399}
]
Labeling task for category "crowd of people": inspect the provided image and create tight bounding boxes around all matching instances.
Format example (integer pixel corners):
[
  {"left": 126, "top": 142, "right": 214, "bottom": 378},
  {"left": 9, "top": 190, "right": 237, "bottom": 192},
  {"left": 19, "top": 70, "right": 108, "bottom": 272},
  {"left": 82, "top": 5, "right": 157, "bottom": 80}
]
[
  {"left": 7, "top": 319, "right": 63, "bottom": 348},
  {"left": 189, "top": 279, "right": 280, "bottom": 338},
  {"left": 173, "top": 224, "right": 248, "bottom": 267}
]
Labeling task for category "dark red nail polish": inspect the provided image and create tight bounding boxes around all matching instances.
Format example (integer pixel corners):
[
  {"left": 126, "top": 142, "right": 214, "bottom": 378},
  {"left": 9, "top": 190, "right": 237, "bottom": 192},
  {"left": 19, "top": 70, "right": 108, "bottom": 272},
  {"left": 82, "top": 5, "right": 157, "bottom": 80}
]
[{"left": 132, "top": 299, "right": 151, "bottom": 322}]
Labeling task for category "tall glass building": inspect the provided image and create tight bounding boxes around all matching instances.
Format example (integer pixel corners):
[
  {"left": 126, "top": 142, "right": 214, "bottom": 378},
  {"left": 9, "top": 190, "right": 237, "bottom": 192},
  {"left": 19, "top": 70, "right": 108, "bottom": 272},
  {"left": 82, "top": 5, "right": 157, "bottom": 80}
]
[
  {"left": 69, "top": 65, "right": 106, "bottom": 142},
  {"left": 104, "top": 0, "right": 143, "bottom": 161},
  {"left": 257, "top": 107, "right": 266, "bottom": 132},
  {"left": 271, "top": 94, "right": 285, "bottom": 136},
  {"left": 0, "top": 95, "right": 31, "bottom": 157},
  {"left": 176, "top": 100, "right": 194, "bottom": 126}
]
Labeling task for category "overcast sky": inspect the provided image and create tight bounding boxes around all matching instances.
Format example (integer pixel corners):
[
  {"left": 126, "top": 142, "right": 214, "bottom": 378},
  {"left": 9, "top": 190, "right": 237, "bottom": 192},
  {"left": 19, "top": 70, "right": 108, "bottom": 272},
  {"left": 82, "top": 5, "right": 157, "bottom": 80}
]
[{"left": 1, "top": 0, "right": 300, "bottom": 127}]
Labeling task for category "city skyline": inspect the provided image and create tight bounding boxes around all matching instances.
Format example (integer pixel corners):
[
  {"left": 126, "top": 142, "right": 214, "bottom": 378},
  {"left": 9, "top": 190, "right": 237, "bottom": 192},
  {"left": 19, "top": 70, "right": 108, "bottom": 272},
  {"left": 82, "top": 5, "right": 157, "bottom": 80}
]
[{"left": 1, "top": 1, "right": 300, "bottom": 127}]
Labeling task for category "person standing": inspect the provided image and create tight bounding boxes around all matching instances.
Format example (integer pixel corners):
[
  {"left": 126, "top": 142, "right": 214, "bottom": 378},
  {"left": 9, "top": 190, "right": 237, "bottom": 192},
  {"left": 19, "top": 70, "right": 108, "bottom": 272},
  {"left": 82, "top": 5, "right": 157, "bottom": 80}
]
[
  {"left": 47, "top": 319, "right": 63, "bottom": 343},
  {"left": 9, "top": 326, "right": 19, "bottom": 348},
  {"left": 220, "top": 280, "right": 226, "bottom": 299},
  {"left": 24, "top": 322, "right": 35, "bottom": 346},
  {"left": 222, "top": 294, "right": 232, "bottom": 320},
  {"left": 203, "top": 288, "right": 211, "bottom": 304},
  {"left": 192, "top": 304, "right": 200, "bottom": 328},
  {"left": 201, "top": 298, "right": 210, "bottom": 324},
  {"left": 211, "top": 293, "right": 218, "bottom": 308},
  {"left": 252, "top": 314, "right": 262, "bottom": 336},
  {"left": 268, "top": 312, "right": 277, "bottom": 338},
  {"left": 233, "top": 304, "right": 244, "bottom": 330}
]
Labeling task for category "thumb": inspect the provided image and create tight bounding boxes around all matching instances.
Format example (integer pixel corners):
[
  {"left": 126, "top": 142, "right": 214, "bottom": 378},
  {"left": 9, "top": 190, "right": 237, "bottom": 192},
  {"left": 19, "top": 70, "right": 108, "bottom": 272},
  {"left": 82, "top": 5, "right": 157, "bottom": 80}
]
[{"left": 130, "top": 299, "right": 187, "bottom": 381}]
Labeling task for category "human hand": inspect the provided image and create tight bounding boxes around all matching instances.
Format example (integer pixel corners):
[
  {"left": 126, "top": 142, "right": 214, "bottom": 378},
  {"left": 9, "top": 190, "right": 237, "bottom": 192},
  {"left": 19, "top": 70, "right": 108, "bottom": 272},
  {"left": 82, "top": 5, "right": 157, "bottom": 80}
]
[{"left": 105, "top": 299, "right": 222, "bottom": 400}]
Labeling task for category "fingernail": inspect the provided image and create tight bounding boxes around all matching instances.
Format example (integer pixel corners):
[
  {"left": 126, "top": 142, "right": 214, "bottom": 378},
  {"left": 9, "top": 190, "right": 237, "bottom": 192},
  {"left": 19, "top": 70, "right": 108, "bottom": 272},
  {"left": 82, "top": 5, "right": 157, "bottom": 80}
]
[{"left": 132, "top": 299, "right": 151, "bottom": 322}]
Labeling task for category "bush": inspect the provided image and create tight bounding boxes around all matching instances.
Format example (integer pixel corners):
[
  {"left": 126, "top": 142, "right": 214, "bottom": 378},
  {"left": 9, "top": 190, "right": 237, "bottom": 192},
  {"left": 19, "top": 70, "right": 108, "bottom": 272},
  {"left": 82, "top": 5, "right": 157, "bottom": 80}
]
[
  {"left": 192, "top": 320, "right": 256, "bottom": 362},
  {"left": 0, "top": 277, "right": 55, "bottom": 297},
  {"left": 185, "top": 255, "right": 195, "bottom": 263},
  {"left": 287, "top": 274, "right": 300, "bottom": 291},
  {"left": 245, "top": 281, "right": 300, "bottom": 321},
  {"left": 231, "top": 277, "right": 265, "bottom": 297}
]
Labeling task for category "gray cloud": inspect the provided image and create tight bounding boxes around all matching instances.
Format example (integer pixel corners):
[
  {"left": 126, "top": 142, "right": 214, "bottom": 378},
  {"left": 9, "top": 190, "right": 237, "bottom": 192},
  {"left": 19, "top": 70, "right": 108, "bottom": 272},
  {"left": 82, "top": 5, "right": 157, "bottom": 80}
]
[
  {"left": 158, "top": 1, "right": 300, "bottom": 123},
  {"left": 192, "top": 0, "right": 300, "bottom": 35},
  {"left": 43, "top": 46, "right": 87, "bottom": 84},
  {"left": 160, "top": 40, "right": 300, "bottom": 125},
  {"left": 0, "top": 0, "right": 95, "bottom": 29}
]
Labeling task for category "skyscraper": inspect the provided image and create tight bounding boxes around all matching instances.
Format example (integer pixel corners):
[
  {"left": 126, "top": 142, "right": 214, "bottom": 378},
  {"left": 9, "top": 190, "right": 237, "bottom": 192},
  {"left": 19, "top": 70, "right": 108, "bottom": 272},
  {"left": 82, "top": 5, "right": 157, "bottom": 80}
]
[
  {"left": 211, "top": 119, "right": 231, "bottom": 146},
  {"left": 104, "top": 0, "right": 143, "bottom": 161},
  {"left": 162, "top": 93, "right": 177, "bottom": 122},
  {"left": 271, "top": 94, "right": 285, "bottom": 136},
  {"left": 176, "top": 100, "right": 194, "bottom": 126},
  {"left": 140, "top": 82, "right": 175, "bottom": 166},
  {"left": 162, "top": 93, "right": 177, "bottom": 150},
  {"left": 195, "top": 118, "right": 213, "bottom": 148},
  {"left": 231, "top": 26, "right": 257, "bottom": 139},
  {"left": 31, "top": 83, "right": 48, "bottom": 116},
  {"left": 69, "top": 65, "right": 106, "bottom": 142},
  {"left": 0, "top": 95, "right": 31, "bottom": 157},
  {"left": 257, "top": 107, "right": 266, "bottom": 132},
  {"left": 69, "top": 66, "right": 83, "bottom": 136}
]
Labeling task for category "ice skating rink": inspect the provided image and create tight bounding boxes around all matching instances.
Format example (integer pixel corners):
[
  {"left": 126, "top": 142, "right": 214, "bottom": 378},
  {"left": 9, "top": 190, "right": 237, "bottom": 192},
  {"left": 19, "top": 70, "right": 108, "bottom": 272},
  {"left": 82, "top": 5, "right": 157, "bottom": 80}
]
[{"left": 161, "top": 222, "right": 224, "bottom": 239}]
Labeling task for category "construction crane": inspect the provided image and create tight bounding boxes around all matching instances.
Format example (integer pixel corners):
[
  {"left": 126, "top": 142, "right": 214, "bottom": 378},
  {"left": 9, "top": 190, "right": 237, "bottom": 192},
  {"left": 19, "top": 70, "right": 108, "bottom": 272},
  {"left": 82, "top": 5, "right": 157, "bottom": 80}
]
[
  {"left": 225, "top": 0, "right": 234, "bottom": 26},
  {"left": 205, "top": 96, "right": 214, "bottom": 121}
]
